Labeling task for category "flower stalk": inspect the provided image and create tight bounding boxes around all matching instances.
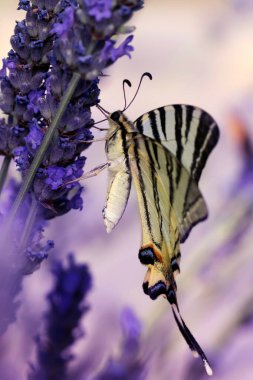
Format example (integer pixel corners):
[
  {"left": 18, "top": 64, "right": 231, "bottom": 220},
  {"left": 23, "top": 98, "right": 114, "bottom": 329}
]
[{"left": 0, "top": 156, "right": 11, "bottom": 195}]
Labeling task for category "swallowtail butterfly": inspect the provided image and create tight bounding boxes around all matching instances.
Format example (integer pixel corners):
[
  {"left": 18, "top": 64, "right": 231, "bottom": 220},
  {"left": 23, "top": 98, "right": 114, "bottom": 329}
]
[{"left": 84, "top": 76, "right": 219, "bottom": 375}]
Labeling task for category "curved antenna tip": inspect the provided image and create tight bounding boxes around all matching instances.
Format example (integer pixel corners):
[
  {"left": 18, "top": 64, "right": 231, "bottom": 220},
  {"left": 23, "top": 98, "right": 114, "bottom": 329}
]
[
  {"left": 123, "top": 71, "right": 153, "bottom": 111},
  {"left": 123, "top": 79, "right": 132, "bottom": 88},
  {"left": 143, "top": 72, "right": 153, "bottom": 80}
]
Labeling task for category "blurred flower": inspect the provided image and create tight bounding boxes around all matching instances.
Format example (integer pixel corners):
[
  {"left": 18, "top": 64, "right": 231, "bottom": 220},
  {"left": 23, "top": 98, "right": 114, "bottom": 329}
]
[
  {"left": 228, "top": 112, "right": 253, "bottom": 188},
  {"left": 28, "top": 254, "right": 92, "bottom": 380},
  {"left": 93, "top": 307, "right": 146, "bottom": 380},
  {"left": 231, "top": 0, "right": 253, "bottom": 11},
  {"left": 0, "top": 179, "right": 53, "bottom": 333}
]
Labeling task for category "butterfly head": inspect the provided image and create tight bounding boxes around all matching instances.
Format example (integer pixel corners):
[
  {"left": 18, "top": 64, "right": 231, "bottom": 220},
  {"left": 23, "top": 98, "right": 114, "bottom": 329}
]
[
  {"left": 110, "top": 111, "right": 122, "bottom": 122},
  {"left": 108, "top": 110, "right": 136, "bottom": 134}
]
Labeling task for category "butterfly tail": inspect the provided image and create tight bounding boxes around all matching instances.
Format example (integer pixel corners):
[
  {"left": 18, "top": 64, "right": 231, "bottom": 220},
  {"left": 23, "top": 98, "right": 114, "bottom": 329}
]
[{"left": 167, "top": 286, "right": 213, "bottom": 376}]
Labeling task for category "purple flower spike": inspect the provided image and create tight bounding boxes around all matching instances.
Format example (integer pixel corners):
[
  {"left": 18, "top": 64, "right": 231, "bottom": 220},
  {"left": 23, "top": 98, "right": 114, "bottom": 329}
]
[
  {"left": 0, "top": 0, "right": 142, "bottom": 216},
  {"left": 28, "top": 254, "right": 92, "bottom": 380}
]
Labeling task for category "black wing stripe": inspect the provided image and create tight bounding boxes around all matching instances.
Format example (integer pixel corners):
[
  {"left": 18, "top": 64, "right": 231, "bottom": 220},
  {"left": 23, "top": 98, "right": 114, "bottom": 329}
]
[
  {"left": 158, "top": 106, "right": 167, "bottom": 139},
  {"left": 191, "top": 111, "right": 219, "bottom": 182},
  {"left": 149, "top": 110, "right": 161, "bottom": 168},
  {"left": 135, "top": 116, "right": 143, "bottom": 133},
  {"left": 193, "top": 123, "right": 219, "bottom": 182},
  {"left": 133, "top": 137, "right": 153, "bottom": 238},
  {"left": 174, "top": 105, "right": 183, "bottom": 184},
  {"left": 144, "top": 140, "right": 163, "bottom": 238},
  {"left": 121, "top": 129, "right": 130, "bottom": 170},
  {"left": 165, "top": 152, "right": 174, "bottom": 207},
  {"left": 149, "top": 110, "right": 161, "bottom": 143},
  {"left": 185, "top": 106, "right": 194, "bottom": 141}
]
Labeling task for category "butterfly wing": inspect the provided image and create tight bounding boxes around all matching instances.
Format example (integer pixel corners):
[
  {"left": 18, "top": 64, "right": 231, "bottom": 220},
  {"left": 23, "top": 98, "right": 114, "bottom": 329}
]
[
  {"left": 128, "top": 133, "right": 207, "bottom": 290},
  {"left": 134, "top": 104, "right": 219, "bottom": 183},
  {"left": 134, "top": 104, "right": 219, "bottom": 242},
  {"left": 128, "top": 134, "right": 213, "bottom": 375}
]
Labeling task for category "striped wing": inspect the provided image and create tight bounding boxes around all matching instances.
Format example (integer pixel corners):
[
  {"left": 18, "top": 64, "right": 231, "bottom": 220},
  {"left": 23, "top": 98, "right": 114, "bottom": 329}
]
[
  {"left": 134, "top": 104, "right": 219, "bottom": 183},
  {"left": 128, "top": 133, "right": 207, "bottom": 265},
  {"left": 128, "top": 134, "right": 213, "bottom": 374}
]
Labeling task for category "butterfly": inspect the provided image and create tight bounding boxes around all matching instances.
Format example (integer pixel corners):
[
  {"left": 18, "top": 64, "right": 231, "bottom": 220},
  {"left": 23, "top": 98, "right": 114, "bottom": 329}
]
[{"left": 81, "top": 77, "right": 219, "bottom": 375}]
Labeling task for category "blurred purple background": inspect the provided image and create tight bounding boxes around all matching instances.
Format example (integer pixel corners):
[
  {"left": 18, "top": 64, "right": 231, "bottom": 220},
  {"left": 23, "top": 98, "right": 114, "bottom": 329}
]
[{"left": 1, "top": 1, "right": 253, "bottom": 379}]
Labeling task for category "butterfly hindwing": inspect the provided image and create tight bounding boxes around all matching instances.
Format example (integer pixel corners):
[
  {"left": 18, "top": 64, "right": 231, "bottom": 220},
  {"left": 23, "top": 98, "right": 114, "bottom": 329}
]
[
  {"left": 128, "top": 134, "right": 207, "bottom": 289},
  {"left": 129, "top": 132, "right": 208, "bottom": 244}
]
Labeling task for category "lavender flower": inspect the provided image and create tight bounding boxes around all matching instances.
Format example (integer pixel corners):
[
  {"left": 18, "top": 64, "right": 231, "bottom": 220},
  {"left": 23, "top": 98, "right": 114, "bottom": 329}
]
[
  {"left": 29, "top": 254, "right": 92, "bottom": 380},
  {"left": 93, "top": 308, "right": 146, "bottom": 380},
  {"left": 0, "top": 0, "right": 142, "bottom": 212},
  {"left": 0, "top": 0, "right": 143, "bottom": 333}
]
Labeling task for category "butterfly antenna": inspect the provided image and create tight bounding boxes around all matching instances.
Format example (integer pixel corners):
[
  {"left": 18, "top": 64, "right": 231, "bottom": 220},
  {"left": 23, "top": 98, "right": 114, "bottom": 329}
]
[
  {"left": 122, "top": 78, "right": 132, "bottom": 110},
  {"left": 123, "top": 72, "right": 153, "bottom": 112},
  {"left": 167, "top": 287, "right": 213, "bottom": 376}
]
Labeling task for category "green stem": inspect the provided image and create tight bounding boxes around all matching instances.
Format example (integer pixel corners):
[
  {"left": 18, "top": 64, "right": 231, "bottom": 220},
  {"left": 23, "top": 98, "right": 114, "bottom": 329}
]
[
  {"left": 0, "top": 156, "right": 11, "bottom": 196},
  {"left": 7, "top": 72, "right": 81, "bottom": 227},
  {"left": 19, "top": 196, "right": 38, "bottom": 254}
]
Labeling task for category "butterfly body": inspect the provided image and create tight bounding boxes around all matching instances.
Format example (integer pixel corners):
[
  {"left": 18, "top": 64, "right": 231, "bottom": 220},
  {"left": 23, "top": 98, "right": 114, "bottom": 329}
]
[{"left": 102, "top": 104, "right": 219, "bottom": 375}]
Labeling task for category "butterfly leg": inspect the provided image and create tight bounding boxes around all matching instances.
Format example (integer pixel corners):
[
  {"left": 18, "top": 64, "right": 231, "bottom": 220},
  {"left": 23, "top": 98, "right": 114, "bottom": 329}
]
[
  {"left": 80, "top": 162, "right": 110, "bottom": 179},
  {"left": 64, "top": 162, "right": 111, "bottom": 186}
]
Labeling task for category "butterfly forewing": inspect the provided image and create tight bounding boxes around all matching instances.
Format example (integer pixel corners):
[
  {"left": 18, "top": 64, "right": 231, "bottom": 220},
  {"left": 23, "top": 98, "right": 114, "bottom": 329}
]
[{"left": 134, "top": 104, "right": 219, "bottom": 183}]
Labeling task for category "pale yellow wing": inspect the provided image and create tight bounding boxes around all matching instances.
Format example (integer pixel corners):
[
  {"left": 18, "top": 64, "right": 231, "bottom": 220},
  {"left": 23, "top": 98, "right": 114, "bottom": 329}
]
[
  {"left": 128, "top": 133, "right": 208, "bottom": 248},
  {"left": 134, "top": 104, "right": 219, "bottom": 184}
]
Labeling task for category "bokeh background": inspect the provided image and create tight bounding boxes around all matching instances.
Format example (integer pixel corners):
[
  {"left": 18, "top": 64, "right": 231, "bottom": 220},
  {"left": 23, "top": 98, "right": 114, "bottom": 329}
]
[{"left": 1, "top": 0, "right": 253, "bottom": 379}]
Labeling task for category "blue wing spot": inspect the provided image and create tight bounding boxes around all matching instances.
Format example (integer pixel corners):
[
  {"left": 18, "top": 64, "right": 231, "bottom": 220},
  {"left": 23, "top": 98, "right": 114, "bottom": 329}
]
[
  {"left": 148, "top": 281, "right": 166, "bottom": 300},
  {"left": 142, "top": 282, "right": 149, "bottom": 295},
  {"left": 138, "top": 247, "right": 156, "bottom": 265}
]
